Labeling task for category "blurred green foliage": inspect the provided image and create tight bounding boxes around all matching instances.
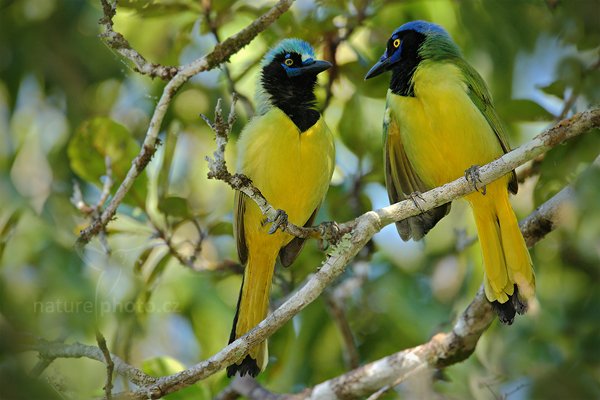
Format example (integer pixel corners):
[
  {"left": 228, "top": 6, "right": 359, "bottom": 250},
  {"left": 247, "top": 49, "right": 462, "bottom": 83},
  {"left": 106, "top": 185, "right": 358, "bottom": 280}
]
[{"left": 0, "top": 0, "right": 599, "bottom": 399}]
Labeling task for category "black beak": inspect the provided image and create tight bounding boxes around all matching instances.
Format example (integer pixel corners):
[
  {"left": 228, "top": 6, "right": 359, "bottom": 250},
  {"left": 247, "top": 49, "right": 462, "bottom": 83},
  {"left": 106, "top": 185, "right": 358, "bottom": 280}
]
[
  {"left": 365, "top": 56, "right": 391, "bottom": 80},
  {"left": 287, "top": 60, "right": 332, "bottom": 78}
]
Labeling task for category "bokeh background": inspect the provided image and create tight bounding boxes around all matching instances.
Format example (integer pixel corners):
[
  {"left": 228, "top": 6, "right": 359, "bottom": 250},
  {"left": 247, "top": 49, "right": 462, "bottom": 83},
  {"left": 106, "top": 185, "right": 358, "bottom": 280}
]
[{"left": 1, "top": 0, "right": 599, "bottom": 399}]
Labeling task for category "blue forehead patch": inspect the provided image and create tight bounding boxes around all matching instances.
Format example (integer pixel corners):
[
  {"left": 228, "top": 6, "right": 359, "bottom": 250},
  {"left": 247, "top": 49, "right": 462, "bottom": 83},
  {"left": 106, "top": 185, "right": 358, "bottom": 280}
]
[
  {"left": 263, "top": 38, "right": 315, "bottom": 66},
  {"left": 392, "top": 20, "right": 449, "bottom": 37}
]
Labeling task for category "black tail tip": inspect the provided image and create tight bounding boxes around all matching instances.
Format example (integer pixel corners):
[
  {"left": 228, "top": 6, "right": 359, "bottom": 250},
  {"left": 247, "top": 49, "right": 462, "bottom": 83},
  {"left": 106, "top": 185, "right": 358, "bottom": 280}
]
[
  {"left": 490, "top": 285, "right": 528, "bottom": 325},
  {"left": 226, "top": 355, "right": 260, "bottom": 378}
]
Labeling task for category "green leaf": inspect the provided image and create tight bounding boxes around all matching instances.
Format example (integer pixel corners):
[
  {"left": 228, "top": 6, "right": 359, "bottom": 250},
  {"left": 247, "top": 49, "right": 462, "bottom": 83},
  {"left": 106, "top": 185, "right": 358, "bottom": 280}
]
[
  {"left": 338, "top": 95, "right": 381, "bottom": 158},
  {"left": 142, "top": 355, "right": 185, "bottom": 376},
  {"left": 537, "top": 80, "right": 567, "bottom": 98},
  {"left": 68, "top": 117, "right": 148, "bottom": 207},
  {"left": 207, "top": 220, "right": 231, "bottom": 236},
  {"left": 534, "top": 129, "right": 600, "bottom": 204},
  {"left": 158, "top": 196, "right": 190, "bottom": 219},
  {"left": 498, "top": 99, "right": 553, "bottom": 122},
  {"left": 340, "top": 60, "right": 389, "bottom": 99},
  {"left": 557, "top": 56, "right": 586, "bottom": 90}
]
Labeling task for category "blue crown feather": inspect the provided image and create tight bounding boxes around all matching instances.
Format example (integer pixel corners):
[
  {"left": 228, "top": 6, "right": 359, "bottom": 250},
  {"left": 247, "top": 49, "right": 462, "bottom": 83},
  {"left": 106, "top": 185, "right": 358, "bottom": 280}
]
[
  {"left": 256, "top": 39, "right": 317, "bottom": 114},
  {"left": 262, "top": 38, "right": 315, "bottom": 66},
  {"left": 392, "top": 20, "right": 449, "bottom": 37}
]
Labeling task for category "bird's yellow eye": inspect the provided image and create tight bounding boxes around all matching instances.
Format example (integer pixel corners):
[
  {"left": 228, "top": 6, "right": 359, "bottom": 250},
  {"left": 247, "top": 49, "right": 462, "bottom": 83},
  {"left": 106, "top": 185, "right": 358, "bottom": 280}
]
[
  {"left": 284, "top": 58, "right": 294, "bottom": 66},
  {"left": 393, "top": 38, "right": 401, "bottom": 48}
]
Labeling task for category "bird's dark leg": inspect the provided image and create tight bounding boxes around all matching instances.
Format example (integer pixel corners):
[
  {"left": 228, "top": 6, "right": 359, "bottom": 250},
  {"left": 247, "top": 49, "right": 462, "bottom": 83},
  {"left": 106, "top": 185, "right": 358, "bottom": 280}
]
[
  {"left": 268, "top": 209, "right": 288, "bottom": 234},
  {"left": 465, "top": 165, "right": 486, "bottom": 195}
]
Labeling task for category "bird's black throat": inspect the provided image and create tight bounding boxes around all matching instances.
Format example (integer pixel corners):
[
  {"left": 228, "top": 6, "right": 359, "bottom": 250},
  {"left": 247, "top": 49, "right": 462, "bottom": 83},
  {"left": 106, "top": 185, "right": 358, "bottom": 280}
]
[
  {"left": 389, "top": 30, "right": 426, "bottom": 97},
  {"left": 261, "top": 61, "right": 320, "bottom": 132}
]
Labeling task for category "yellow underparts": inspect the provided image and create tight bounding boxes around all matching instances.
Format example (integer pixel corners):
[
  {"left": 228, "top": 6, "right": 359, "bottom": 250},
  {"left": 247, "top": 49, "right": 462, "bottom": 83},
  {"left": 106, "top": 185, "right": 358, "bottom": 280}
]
[
  {"left": 388, "top": 61, "right": 534, "bottom": 303},
  {"left": 234, "top": 107, "right": 335, "bottom": 369}
]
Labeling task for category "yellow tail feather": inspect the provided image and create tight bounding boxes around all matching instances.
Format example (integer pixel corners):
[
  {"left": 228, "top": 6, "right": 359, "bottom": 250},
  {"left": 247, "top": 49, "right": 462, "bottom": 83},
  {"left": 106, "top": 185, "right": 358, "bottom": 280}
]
[
  {"left": 495, "top": 193, "right": 536, "bottom": 300},
  {"left": 468, "top": 182, "right": 535, "bottom": 307},
  {"left": 227, "top": 250, "right": 275, "bottom": 377}
]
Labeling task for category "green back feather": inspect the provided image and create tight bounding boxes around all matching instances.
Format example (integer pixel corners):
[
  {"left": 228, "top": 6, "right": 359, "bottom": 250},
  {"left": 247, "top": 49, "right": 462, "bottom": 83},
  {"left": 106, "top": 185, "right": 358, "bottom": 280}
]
[
  {"left": 458, "top": 58, "right": 518, "bottom": 193},
  {"left": 418, "top": 33, "right": 518, "bottom": 193}
]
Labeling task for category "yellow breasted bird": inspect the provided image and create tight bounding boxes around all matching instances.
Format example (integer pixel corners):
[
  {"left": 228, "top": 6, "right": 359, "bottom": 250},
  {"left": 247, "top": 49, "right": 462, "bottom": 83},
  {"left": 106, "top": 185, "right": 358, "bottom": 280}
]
[
  {"left": 227, "top": 39, "right": 335, "bottom": 377},
  {"left": 365, "top": 21, "right": 534, "bottom": 324}
]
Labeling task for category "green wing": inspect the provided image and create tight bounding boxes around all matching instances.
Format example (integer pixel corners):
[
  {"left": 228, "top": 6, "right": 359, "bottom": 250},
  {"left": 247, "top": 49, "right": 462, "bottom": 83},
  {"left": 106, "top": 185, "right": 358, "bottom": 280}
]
[
  {"left": 384, "top": 99, "right": 451, "bottom": 241},
  {"left": 233, "top": 191, "right": 248, "bottom": 265},
  {"left": 459, "top": 59, "right": 518, "bottom": 194}
]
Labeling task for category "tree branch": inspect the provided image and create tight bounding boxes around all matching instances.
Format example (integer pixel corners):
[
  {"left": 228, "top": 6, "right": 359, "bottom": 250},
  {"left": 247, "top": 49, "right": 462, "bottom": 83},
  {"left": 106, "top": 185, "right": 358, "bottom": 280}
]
[
  {"left": 71, "top": 155, "right": 113, "bottom": 253},
  {"left": 27, "top": 339, "right": 157, "bottom": 388},
  {"left": 96, "top": 330, "right": 115, "bottom": 400},
  {"left": 219, "top": 159, "right": 596, "bottom": 400},
  {"left": 98, "top": 0, "right": 179, "bottom": 80},
  {"left": 293, "top": 286, "right": 492, "bottom": 399},
  {"left": 321, "top": 0, "right": 372, "bottom": 111},
  {"left": 29, "top": 108, "right": 599, "bottom": 399},
  {"left": 202, "top": 0, "right": 255, "bottom": 116},
  {"left": 325, "top": 292, "right": 360, "bottom": 370},
  {"left": 203, "top": 97, "right": 344, "bottom": 243},
  {"left": 77, "top": 0, "right": 296, "bottom": 246}
]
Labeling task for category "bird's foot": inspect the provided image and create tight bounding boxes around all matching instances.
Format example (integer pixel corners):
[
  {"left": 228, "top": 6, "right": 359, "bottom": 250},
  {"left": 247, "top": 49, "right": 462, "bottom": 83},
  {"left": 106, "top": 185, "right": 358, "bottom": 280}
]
[
  {"left": 512, "top": 286, "right": 528, "bottom": 315},
  {"left": 465, "top": 165, "right": 486, "bottom": 195},
  {"left": 408, "top": 191, "right": 426, "bottom": 213},
  {"left": 319, "top": 221, "right": 342, "bottom": 245},
  {"left": 268, "top": 209, "right": 288, "bottom": 234}
]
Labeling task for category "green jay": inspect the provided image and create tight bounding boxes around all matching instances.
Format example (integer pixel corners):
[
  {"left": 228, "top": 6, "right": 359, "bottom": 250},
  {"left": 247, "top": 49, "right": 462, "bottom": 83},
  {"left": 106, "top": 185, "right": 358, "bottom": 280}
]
[
  {"left": 365, "top": 21, "right": 535, "bottom": 324},
  {"left": 227, "top": 39, "right": 335, "bottom": 377}
]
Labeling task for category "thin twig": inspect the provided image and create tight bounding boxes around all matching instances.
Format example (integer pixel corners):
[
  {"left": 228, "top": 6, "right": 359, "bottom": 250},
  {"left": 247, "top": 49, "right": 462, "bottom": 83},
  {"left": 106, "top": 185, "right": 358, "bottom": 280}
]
[
  {"left": 30, "top": 356, "right": 56, "bottom": 377},
  {"left": 98, "top": 0, "right": 179, "bottom": 80},
  {"left": 77, "top": 0, "right": 296, "bottom": 246},
  {"left": 71, "top": 156, "right": 114, "bottom": 253},
  {"left": 321, "top": 0, "right": 372, "bottom": 111},
  {"left": 96, "top": 330, "right": 115, "bottom": 399},
  {"left": 325, "top": 293, "right": 360, "bottom": 369},
  {"left": 202, "top": 0, "right": 255, "bottom": 116},
  {"left": 555, "top": 56, "right": 600, "bottom": 120},
  {"left": 27, "top": 339, "right": 156, "bottom": 387},
  {"left": 203, "top": 96, "right": 345, "bottom": 243}
]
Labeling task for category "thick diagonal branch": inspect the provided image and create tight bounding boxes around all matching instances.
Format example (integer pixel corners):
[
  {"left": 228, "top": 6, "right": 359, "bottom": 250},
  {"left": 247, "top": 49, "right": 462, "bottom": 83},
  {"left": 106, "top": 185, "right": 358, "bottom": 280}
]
[
  {"left": 125, "top": 109, "right": 597, "bottom": 398},
  {"left": 218, "top": 162, "right": 597, "bottom": 400},
  {"left": 33, "top": 109, "right": 598, "bottom": 399}
]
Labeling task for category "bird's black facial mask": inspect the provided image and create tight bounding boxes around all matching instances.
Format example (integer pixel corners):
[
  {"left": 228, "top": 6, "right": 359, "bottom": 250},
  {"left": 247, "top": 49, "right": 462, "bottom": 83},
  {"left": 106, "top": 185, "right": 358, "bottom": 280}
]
[
  {"left": 365, "top": 30, "right": 426, "bottom": 96},
  {"left": 365, "top": 35, "right": 403, "bottom": 79},
  {"left": 261, "top": 51, "right": 331, "bottom": 132}
]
